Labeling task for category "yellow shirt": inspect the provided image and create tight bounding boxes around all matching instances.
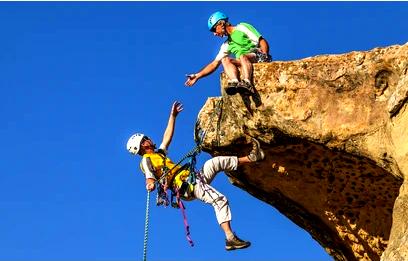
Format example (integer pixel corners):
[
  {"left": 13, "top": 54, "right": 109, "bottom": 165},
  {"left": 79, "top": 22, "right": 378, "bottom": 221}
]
[{"left": 139, "top": 149, "right": 190, "bottom": 190}]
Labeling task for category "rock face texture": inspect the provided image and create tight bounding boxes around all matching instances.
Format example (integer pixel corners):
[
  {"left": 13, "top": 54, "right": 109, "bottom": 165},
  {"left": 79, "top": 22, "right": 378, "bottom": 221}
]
[{"left": 195, "top": 43, "right": 408, "bottom": 260}]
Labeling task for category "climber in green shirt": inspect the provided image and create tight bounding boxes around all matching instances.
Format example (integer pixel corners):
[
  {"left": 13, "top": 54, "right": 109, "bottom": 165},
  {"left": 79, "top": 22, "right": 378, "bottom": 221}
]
[{"left": 185, "top": 11, "right": 272, "bottom": 95}]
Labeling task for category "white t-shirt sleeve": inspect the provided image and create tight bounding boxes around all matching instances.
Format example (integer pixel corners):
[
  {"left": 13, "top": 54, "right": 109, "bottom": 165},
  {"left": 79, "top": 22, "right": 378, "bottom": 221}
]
[
  {"left": 215, "top": 41, "right": 230, "bottom": 61},
  {"left": 140, "top": 157, "right": 156, "bottom": 180},
  {"left": 158, "top": 143, "right": 167, "bottom": 154}
]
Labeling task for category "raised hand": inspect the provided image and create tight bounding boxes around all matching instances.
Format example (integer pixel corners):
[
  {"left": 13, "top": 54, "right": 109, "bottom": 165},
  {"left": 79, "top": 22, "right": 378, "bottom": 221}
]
[{"left": 171, "top": 101, "right": 184, "bottom": 117}]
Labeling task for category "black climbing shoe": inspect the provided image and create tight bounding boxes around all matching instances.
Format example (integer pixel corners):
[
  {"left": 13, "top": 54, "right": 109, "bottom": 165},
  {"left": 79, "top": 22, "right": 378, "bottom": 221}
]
[
  {"left": 225, "top": 80, "right": 239, "bottom": 95},
  {"left": 225, "top": 235, "right": 251, "bottom": 251},
  {"left": 236, "top": 79, "right": 254, "bottom": 95}
]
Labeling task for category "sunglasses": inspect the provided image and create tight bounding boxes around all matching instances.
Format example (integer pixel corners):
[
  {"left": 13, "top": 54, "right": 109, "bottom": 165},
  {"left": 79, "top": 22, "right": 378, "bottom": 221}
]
[
  {"left": 210, "top": 21, "right": 222, "bottom": 33},
  {"left": 141, "top": 136, "right": 150, "bottom": 143}
]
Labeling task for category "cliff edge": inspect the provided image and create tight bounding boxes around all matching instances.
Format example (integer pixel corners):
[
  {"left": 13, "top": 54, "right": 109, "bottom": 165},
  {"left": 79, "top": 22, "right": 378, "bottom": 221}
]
[{"left": 195, "top": 43, "right": 408, "bottom": 260}]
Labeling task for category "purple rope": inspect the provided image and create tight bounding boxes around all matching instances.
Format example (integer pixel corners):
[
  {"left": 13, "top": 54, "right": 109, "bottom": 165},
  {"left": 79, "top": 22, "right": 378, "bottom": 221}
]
[{"left": 177, "top": 191, "right": 194, "bottom": 247}]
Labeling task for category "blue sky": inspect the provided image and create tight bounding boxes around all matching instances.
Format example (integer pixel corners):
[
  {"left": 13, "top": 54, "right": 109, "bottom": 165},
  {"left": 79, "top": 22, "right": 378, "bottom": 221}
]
[{"left": 1, "top": 2, "right": 407, "bottom": 261}]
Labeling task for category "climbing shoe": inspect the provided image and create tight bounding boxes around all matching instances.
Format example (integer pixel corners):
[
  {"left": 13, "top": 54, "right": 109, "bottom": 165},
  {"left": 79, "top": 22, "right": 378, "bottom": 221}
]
[
  {"left": 247, "top": 138, "right": 265, "bottom": 162},
  {"left": 225, "top": 235, "right": 251, "bottom": 251},
  {"left": 225, "top": 80, "right": 239, "bottom": 95},
  {"left": 236, "top": 79, "right": 254, "bottom": 95}
]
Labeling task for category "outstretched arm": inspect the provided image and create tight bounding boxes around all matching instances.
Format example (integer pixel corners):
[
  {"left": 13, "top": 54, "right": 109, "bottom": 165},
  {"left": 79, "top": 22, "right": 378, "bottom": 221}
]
[
  {"left": 161, "top": 101, "right": 183, "bottom": 150},
  {"left": 185, "top": 59, "right": 222, "bottom": 87}
]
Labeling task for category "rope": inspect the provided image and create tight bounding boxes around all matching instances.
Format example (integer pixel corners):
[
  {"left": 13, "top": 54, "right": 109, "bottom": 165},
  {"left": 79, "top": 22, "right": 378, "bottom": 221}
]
[
  {"left": 155, "top": 96, "right": 225, "bottom": 194},
  {"left": 142, "top": 190, "right": 151, "bottom": 261},
  {"left": 176, "top": 189, "right": 194, "bottom": 246},
  {"left": 158, "top": 97, "right": 224, "bottom": 183},
  {"left": 215, "top": 98, "right": 224, "bottom": 147},
  {"left": 155, "top": 97, "right": 225, "bottom": 207},
  {"left": 195, "top": 97, "right": 224, "bottom": 148},
  {"left": 157, "top": 145, "right": 201, "bottom": 184}
]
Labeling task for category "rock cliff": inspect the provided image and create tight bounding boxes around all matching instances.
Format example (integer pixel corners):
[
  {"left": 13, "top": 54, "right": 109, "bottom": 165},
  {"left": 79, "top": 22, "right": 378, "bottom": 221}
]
[{"left": 195, "top": 43, "right": 408, "bottom": 260}]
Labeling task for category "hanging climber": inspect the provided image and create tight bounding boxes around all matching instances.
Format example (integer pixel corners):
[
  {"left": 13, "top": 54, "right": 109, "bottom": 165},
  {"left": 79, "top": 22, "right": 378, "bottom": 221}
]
[
  {"left": 185, "top": 11, "right": 272, "bottom": 95},
  {"left": 126, "top": 101, "right": 265, "bottom": 251}
]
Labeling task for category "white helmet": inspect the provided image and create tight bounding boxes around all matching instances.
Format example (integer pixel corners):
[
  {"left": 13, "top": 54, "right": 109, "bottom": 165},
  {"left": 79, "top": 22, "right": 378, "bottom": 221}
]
[{"left": 127, "top": 133, "right": 146, "bottom": 155}]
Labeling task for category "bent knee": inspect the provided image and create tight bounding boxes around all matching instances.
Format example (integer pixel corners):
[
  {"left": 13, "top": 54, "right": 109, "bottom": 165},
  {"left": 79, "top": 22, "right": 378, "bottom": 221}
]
[
  {"left": 240, "top": 53, "right": 257, "bottom": 63},
  {"left": 212, "top": 194, "right": 228, "bottom": 206}
]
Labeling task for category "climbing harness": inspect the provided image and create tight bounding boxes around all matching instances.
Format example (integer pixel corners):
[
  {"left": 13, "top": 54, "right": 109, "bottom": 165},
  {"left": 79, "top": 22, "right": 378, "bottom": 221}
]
[
  {"left": 156, "top": 145, "right": 202, "bottom": 186},
  {"left": 154, "top": 144, "right": 202, "bottom": 247}
]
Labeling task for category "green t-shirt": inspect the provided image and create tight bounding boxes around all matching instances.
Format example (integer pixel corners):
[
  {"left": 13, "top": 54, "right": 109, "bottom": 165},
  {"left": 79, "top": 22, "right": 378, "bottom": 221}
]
[{"left": 215, "top": 22, "right": 262, "bottom": 60}]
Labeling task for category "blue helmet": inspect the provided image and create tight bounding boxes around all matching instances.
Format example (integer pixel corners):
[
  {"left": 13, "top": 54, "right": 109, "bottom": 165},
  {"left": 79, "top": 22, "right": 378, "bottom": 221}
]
[{"left": 208, "top": 11, "right": 228, "bottom": 31}]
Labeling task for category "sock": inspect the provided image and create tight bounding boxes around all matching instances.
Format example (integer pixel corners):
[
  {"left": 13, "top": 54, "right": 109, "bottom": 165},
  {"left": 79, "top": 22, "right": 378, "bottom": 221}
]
[
  {"left": 243, "top": 78, "right": 251, "bottom": 84},
  {"left": 229, "top": 78, "right": 239, "bottom": 83},
  {"left": 226, "top": 232, "right": 235, "bottom": 240}
]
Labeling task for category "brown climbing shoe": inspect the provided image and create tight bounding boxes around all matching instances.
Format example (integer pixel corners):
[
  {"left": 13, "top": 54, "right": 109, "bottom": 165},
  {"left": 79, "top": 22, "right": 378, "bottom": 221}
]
[{"left": 225, "top": 235, "right": 251, "bottom": 251}]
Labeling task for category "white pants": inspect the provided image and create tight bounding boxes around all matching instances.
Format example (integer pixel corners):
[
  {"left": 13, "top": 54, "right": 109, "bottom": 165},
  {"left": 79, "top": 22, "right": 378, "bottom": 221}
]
[{"left": 193, "top": 156, "right": 238, "bottom": 225}]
